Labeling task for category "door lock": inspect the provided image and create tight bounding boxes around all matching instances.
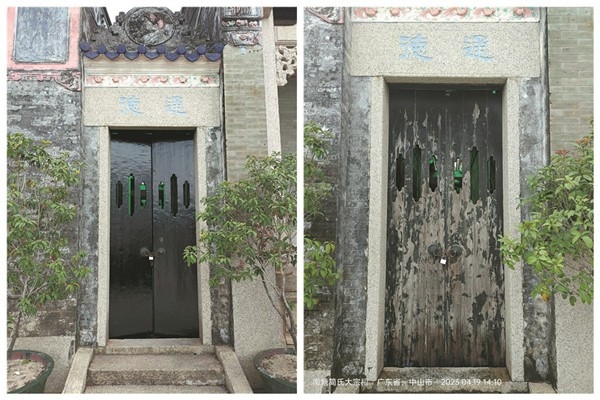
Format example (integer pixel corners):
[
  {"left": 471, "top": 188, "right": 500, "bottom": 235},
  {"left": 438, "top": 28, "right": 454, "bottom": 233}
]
[
  {"left": 140, "top": 247, "right": 166, "bottom": 261},
  {"left": 428, "top": 243, "right": 463, "bottom": 264}
]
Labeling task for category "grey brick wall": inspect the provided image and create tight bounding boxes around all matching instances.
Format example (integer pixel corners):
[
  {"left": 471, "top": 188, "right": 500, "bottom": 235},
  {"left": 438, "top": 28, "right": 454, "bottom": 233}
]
[
  {"left": 223, "top": 45, "right": 269, "bottom": 181},
  {"left": 547, "top": 8, "right": 593, "bottom": 152}
]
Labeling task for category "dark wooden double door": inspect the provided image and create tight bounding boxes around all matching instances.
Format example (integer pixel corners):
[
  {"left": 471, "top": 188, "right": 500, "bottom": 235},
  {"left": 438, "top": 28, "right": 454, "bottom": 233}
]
[
  {"left": 385, "top": 88, "right": 505, "bottom": 367},
  {"left": 110, "top": 131, "right": 198, "bottom": 338}
]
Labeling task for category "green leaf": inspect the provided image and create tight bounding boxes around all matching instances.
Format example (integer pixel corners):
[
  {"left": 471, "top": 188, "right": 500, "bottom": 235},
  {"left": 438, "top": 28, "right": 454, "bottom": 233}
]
[
  {"left": 569, "top": 296, "right": 577, "bottom": 306},
  {"left": 581, "top": 236, "right": 593, "bottom": 249}
]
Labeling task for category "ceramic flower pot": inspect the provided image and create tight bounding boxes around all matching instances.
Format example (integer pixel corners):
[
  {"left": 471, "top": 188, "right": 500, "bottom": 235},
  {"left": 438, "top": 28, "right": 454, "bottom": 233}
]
[
  {"left": 253, "top": 348, "right": 296, "bottom": 393},
  {"left": 7, "top": 350, "right": 54, "bottom": 393}
]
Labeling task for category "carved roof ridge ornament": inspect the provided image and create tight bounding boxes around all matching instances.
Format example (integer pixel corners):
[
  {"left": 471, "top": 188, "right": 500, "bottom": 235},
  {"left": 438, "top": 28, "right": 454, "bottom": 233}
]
[
  {"left": 82, "top": 7, "right": 223, "bottom": 62},
  {"left": 125, "top": 7, "right": 176, "bottom": 46}
]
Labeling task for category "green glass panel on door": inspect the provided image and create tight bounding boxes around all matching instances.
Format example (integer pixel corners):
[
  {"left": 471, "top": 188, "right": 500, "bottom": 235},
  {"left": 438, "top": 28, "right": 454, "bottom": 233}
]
[
  {"left": 158, "top": 181, "right": 165, "bottom": 209},
  {"left": 453, "top": 157, "right": 463, "bottom": 193},
  {"left": 140, "top": 181, "right": 147, "bottom": 207},
  {"left": 428, "top": 154, "right": 438, "bottom": 192}
]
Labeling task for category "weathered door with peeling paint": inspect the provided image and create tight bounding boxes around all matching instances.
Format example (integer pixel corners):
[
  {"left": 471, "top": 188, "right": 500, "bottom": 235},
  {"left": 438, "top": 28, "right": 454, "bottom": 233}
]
[
  {"left": 385, "top": 87, "right": 504, "bottom": 367},
  {"left": 110, "top": 131, "right": 198, "bottom": 339}
]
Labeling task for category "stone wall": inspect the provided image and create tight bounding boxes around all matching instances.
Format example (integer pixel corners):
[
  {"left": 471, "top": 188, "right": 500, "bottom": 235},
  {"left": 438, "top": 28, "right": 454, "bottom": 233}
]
[
  {"left": 7, "top": 7, "right": 84, "bottom": 392},
  {"left": 330, "top": 9, "right": 372, "bottom": 379},
  {"left": 78, "top": 125, "right": 101, "bottom": 347},
  {"left": 519, "top": 77, "right": 551, "bottom": 382},
  {"left": 303, "top": 8, "right": 344, "bottom": 374},
  {"left": 76, "top": 9, "right": 105, "bottom": 350},
  {"left": 547, "top": 8, "right": 593, "bottom": 151}
]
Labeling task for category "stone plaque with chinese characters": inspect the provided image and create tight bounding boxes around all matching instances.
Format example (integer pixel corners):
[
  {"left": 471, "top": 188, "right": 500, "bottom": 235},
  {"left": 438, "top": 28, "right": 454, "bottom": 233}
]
[
  {"left": 349, "top": 22, "right": 541, "bottom": 78},
  {"left": 83, "top": 87, "right": 220, "bottom": 127}
]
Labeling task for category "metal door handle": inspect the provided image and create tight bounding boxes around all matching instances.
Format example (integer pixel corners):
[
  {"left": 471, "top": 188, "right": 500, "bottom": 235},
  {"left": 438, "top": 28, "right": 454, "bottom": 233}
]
[
  {"left": 427, "top": 243, "right": 442, "bottom": 258},
  {"left": 447, "top": 244, "right": 463, "bottom": 261},
  {"left": 140, "top": 247, "right": 152, "bottom": 258},
  {"left": 140, "top": 247, "right": 166, "bottom": 260}
]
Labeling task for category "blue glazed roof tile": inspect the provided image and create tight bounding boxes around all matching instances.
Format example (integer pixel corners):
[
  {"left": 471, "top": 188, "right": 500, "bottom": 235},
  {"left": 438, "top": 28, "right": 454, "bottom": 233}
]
[
  {"left": 80, "top": 42, "right": 223, "bottom": 62},
  {"left": 124, "top": 51, "right": 139, "bottom": 60},
  {"left": 205, "top": 52, "right": 221, "bottom": 62},
  {"left": 85, "top": 51, "right": 100, "bottom": 59},
  {"left": 165, "top": 52, "right": 179, "bottom": 61},
  {"left": 184, "top": 52, "right": 201, "bottom": 62}
]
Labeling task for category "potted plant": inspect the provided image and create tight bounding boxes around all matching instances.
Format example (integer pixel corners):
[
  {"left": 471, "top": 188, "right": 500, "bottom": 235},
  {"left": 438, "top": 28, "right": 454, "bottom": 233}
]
[
  {"left": 184, "top": 151, "right": 297, "bottom": 393},
  {"left": 7, "top": 133, "right": 89, "bottom": 393}
]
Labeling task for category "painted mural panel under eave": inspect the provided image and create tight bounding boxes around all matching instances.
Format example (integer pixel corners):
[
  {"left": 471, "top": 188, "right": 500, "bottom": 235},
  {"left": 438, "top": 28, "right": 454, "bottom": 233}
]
[
  {"left": 83, "top": 86, "right": 220, "bottom": 127},
  {"left": 349, "top": 22, "right": 541, "bottom": 78}
]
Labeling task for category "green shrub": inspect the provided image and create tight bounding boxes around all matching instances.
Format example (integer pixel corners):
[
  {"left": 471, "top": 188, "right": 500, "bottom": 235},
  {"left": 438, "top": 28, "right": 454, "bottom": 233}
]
[
  {"left": 500, "top": 124, "right": 593, "bottom": 305},
  {"left": 7, "top": 133, "right": 89, "bottom": 351},
  {"left": 184, "top": 153, "right": 297, "bottom": 349},
  {"left": 304, "top": 122, "right": 339, "bottom": 310}
]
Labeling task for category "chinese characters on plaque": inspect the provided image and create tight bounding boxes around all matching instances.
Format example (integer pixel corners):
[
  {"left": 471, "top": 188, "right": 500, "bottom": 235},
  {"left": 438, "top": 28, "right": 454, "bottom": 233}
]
[
  {"left": 399, "top": 34, "right": 495, "bottom": 62},
  {"left": 118, "top": 95, "right": 188, "bottom": 115}
]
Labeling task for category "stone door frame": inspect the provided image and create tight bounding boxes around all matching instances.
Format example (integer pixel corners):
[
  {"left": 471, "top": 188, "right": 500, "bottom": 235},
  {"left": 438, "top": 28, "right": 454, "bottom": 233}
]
[
  {"left": 81, "top": 56, "right": 222, "bottom": 347},
  {"left": 95, "top": 126, "right": 213, "bottom": 346},
  {"left": 364, "top": 77, "right": 526, "bottom": 382}
]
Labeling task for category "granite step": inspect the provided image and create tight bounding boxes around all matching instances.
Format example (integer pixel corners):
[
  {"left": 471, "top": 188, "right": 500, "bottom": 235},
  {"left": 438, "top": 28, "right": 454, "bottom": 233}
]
[
  {"left": 97, "top": 338, "right": 212, "bottom": 355},
  {"left": 85, "top": 384, "right": 228, "bottom": 393},
  {"left": 86, "top": 353, "right": 225, "bottom": 386}
]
